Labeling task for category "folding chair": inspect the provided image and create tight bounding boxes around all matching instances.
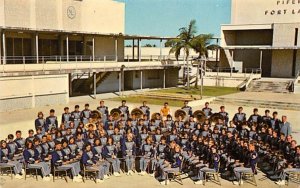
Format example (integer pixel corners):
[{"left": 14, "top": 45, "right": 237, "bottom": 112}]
[
  {"left": 82, "top": 164, "right": 98, "bottom": 183},
  {"left": 165, "top": 159, "right": 185, "bottom": 185},
  {"left": 0, "top": 164, "right": 14, "bottom": 180},
  {"left": 52, "top": 165, "right": 69, "bottom": 183},
  {"left": 204, "top": 162, "right": 221, "bottom": 186}
]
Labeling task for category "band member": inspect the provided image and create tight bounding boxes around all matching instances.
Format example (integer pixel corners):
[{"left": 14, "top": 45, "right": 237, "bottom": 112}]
[
  {"left": 122, "top": 133, "right": 136, "bottom": 175},
  {"left": 0, "top": 140, "right": 23, "bottom": 179},
  {"left": 97, "top": 100, "right": 109, "bottom": 123},
  {"left": 194, "top": 146, "right": 220, "bottom": 184},
  {"left": 61, "top": 107, "right": 72, "bottom": 128},
  {"left": 92, "top": 138, "right": 110, "bottom": 179},
  {"left": 233, "top": 142, "right": 258, "bottom": 185},
  {"left": 160, "top": 102, "right": 171, "bottom": 120},
  {"left": 81, "top": 143, "right": 107, "bottom": 183},
  {"left": 23, "top": 140, "right": 52, "bottom": 181},
  {"left": 140, "top": 101, "right": 150, "bottom": 119},
  {"left": 160, "top": 144, "right": 183, "bottom": 185},
  {"left": 271, "top": 111, "right": 281, "bottom": 133},
  {"left": 35, "top": 111, "right": 46, "bottom": 133},
  {"left": 261, "top": 109, "right": 272, "bottom": 127},
  {"left": 102, "top": 136, "right": 121, "bottom": 176},
  {"left": 232, "top": 107, "right": 246, "bottom": 130},
  {"left": 51, "top": 141, "right": 82, "bottom": 182},
  {"left": 14, "top": 130, "right": 26, "bottom": 152},
  {"left": 45, "top": 109, "right": 58, "bottom": 132},
  {"left": 248, "top": 108, "right": 262, "bottom": 124},
  {"left": 119, "top": 100, "right": 129, "bottom": 120},
  {"left": 25, "top": 129, "right": 35, "bottom": 143},
  {"left": 219, "top": 106, "right": 229, "bottom": 125},
  {"left": 202, "top": 102, "right": 213, "bottom": 118},
  {"left": 71, "top": 105, "right": 81, "bottom": 129},
  {"left": 182, "top": 100, "right": 193, "bottom": 117},
  {"left": 81, "top": 104, "right": 91, "bottom": 125},
  {"left": 139, "top": 136, "right": 155, "bottom": 176}
]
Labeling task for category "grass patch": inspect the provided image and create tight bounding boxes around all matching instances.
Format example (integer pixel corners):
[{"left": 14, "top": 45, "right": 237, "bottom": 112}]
[
  {"left": 109, "top": 96, "right": 184, "bottom": 107},
  {"left": 151, "top": 86, "right": 239, "bottom": 97}
]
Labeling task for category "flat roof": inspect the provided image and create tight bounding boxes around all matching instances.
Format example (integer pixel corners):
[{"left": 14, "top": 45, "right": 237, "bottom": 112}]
[{"left": 223, "top": 45, "right": 300, "bottom": 50}]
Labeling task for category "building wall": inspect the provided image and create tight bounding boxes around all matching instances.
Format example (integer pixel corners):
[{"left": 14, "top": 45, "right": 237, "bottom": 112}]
[
  {"left": 231, "top": 0, "right": 300, "bottom": 25},
  {"left": 0, "top": 0, "right": 125, "bottom": 34},
  {"left": 271, "top": 50, "right": 294, "bottom": 77},
  {"left": 273, "top": 23, "right": 300, "bottom": 47},
  {"left": 0, "top": 74, "right": 69, "bottom": 112}
]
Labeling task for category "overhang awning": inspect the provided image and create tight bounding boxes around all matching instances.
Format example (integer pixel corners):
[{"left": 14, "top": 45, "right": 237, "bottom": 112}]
[{"left": 223, "top": 45, "right": 300, "bottom": 50}]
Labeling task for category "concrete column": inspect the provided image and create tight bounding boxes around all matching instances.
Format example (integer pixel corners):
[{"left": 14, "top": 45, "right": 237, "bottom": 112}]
[
  {"left": 115, "top": 38, "right": 118, "bottom": 61},
  {"left": 138, "top": 38, "right": 141, "bottom": 62},
  {"left": 93, "top": 72, "right": 97, "bottom": 99},
  {"left": 35, "top": 33, "right": 39, "bottom": 64},
  {"left": 31, "top": 76, "right": 35, "bottom": 108},
  {"left": 2, "top": 32, "right": 6, "bottom": 64},
  {"left": 259, "top": 50, "right": 263, "bottom": 72},
  {"left": 66, "top": 35, "right": 69, "bottom": 62},
  {"left": 92, "top": 37, "right": 95, "bottom": 61},
  {"left": 140, "top": 70, "right": 143, "bottom": 90},
  {"left": 163, "top": 69, "right": 166, "bottom": 88},
  {"left": 160, "top": 39, "right": 162, "bottom": 60},
  {"left": 132, "top": 39, "right": 135, "bottom": 60},
  {"left": 137, "top": 39, "right": 140, "bottom": 62},
  {"left": 0, "top": 31, "right": 2, "bottom": 65},
  {"left": 230, "top": 50, "right": 234, "bottom": 77},
  {"left": 118, "top": 71, "right": 122, "bottom": 95}
]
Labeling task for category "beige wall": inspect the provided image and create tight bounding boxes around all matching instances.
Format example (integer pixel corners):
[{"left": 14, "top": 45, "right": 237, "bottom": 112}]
[
  {"left": 273, "top": 23, "right": 300, "bottom": 47},
  {"left": 271, "top": 50, "right": 294, "bottom": 77},
  {"left": 232, "top": 0, "right": 300, "bottom": 25},
  {"left": 0, "top": 0, "right": 125, "bottom": 34}
]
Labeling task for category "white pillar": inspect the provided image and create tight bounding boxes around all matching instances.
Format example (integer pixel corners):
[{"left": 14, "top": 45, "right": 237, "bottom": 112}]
[
  {"left": 160, "top": 39, "right": 162, "bottom": 60},
  {"left": 66, "top": 35, "right": 69, "bottom": 62},
  {"left": 163, "top": 69, "right": 166, "bottom": 88},
  {"left": 138, "top": 38, "right": 141, "bottom": 62},
  {"left": 119, "top": 72, "right": 121, "bottom": 95},
  {"left": 93, "top": 72, "right": 97, "bottom": 99},
  {"left": 2, "top": 32, "right": 6, "bottom": 65},
  {"left": 132, "top": 39, "right": 135, "bottom": 60},
  {"left": 230, "top": 50, "right": 234, "bottom": 77},
  {"left": 35, "top": 33, "right": 39, "bottom": 64},
  {"left": 0, "top": 31, "right": 2, "bottom": 65},
  {"left": 92, "top": 37, "right": 95, "bottom": 61},
  {"left": 115, "top": 38, "right": 118, "bottom": 61},
  {"left": 259, "top": 50, "right": 263, "bottom": 71},
  {"left": 140, "top": 70, "right": 143, "bottom": 90}
]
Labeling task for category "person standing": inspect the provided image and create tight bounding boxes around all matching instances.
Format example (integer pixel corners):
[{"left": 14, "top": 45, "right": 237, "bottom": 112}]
[{"left": 280, "top": 116, "right": 292, "bottom": 138}]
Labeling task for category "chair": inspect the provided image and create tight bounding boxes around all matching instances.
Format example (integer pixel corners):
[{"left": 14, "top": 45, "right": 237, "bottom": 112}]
[
  {"left": 0, "top": 164, "right": 14, "bottom": 180},
  {"left": 82, "top": 164, "right": 98, "bottom": 183},
  {"left": 165, "top": 159, "right": 185, "bottom": 185},
  {"left": 203, "top": 162, "right": 221, "bottom": 186},
  {"left": 52, "top": 165, "right": 69, "bottom": 183},
  {"left": 240, "top": 166, "right": 257, "bottom": 186},
  {"left": 23, "top": 162, "right": 41, "bottom": 181}
]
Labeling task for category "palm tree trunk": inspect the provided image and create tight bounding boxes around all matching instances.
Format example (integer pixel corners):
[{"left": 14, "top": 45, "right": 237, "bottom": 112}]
[{"left": 187, "top": 56, "right": 190, "bottom": 90}]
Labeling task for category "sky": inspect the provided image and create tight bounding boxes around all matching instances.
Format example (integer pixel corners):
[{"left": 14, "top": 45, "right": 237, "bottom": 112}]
[{"left": 116, "top": 0, "right": 231, "bottom": 44}]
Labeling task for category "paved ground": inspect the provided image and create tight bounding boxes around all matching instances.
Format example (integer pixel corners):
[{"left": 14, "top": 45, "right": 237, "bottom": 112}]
[{"left": 0, "top": 91, "right": 300, "bottom": 188}]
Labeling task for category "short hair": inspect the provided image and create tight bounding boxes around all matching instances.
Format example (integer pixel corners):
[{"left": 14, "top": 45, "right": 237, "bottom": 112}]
[
  {"left": 164, "top": 102, "right": 168, "bottom": 105},
  {"left": 205, "top": 102, "right": 209, "bottom": 105},
  {"left": 265, "top": 109, "right": 270, "bottom": 113},
  {"left": 75, "top": 105, "right": 79, "bottom": 108},
  {"left": 85, "top": 103, "right": 89, "bottom": 107},
  {"left": 50, "top": 109, "right": 55, "bottom": 113},
  {"left": 28, "top": 129, "right": 34, "bottom": 133},
  {"left": 64, "top": 107, "right": 69, "bottom": 110},
  {"left": 122, "top": 100, "right": 126, "bottom": 103},
  {"left": 8, "top": 134, "right": 14, "bottom": 140},
  {"left": 273, "top": 111, "right": 278, "bottom": 115},
  {"left": 16, "top": 130, "right": 21, "bottom": 134}
]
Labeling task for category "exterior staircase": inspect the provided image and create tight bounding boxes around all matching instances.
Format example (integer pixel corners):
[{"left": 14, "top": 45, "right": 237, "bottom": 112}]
[{"left": 246, "top": 78, "right": 293, "bottom": 93}]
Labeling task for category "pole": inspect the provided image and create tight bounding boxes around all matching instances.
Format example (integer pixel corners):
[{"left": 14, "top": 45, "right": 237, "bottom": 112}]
[
  {"left": 187, "top": 53, "right": 190, "bottom": 90},
  {"left": 66, "top": 35, "right": 69, "bottom": 62},
  {"left": 93, "top": 72, "right": 97, "bottom": 99},
  {"left": 36, "top": 33, "right": 39, "bottom": 64},
  {"left": 259, "top": 50, "right": 263, "bottom": 73},
  {"left": 200, "top": 61, "right": 203, "bottom": 99},
  {"left": 138, "top": 38, "right": 141, "bottom": 62},
  {"left": 140, "top": 70, "right": 143, "bottom": 90},
  {"left": 230, "top": 50, "right": 234, "bottom": 77},
  {"left": 92, "top": 37, "right": 95, "bottom": 62},
  {"left": 163, "top": 69, "right": 166, "bottom": 88},
  {"left": 160, "top": 39, "right": 162, "bottom": 60},
  {"left": 2, "top": 32, "right": 5, "bottom": 65},
  {"left": 132, "top": 39, "right": 135, "bottom": 60},
  {"left": 115, "top": 38, "right": 118, "bottom": 61},
  {"left": 119, "top": 71, "right": 121, "bottom": 96}
]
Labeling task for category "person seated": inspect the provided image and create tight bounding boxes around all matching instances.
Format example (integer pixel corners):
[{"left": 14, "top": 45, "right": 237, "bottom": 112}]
[
  {"left": 23, "top": 140, "right": 51, "bottom": 181},
  {"left": 0, "top": 140, "right": 23, "bottom": 179},
  {"left": 51, "top": 141, "right": 82, "bottom": 183},
  {"left": 139, "top": 136, "right": 156, "bottom": 176},
  {"left": 102, "top": 136, "right": 121, "bottom": 177},
  {"left": 92, "top": 138, "right": 110, "bottom": 179},
  {"left": 81, "top": 143, "right": 106, "bottom": 183}
]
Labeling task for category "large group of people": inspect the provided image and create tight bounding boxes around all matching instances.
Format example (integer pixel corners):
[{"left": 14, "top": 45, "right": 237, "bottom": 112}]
[{"left": 0, "top": 100, "right": 298, "bottom": 186}]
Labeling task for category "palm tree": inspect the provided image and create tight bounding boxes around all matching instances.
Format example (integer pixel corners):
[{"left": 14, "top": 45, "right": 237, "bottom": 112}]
[
  {"left": 190, "top": 34, "right": 220, "bottom": 88},
  {"left": 165, "top": 19, "right": 197, "bottom": 90}
]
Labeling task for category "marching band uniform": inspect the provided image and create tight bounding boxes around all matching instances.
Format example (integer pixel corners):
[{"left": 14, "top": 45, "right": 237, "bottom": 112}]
[
  {"left": 61, "top": 111, "right": 72, "bottom": 128},
  {"left": 97, "top": 104, "right": 109, "bottom": 124},
  {"left": 81, "top": 106, "right": 91, "bottom": 126},
  {"left": 102, "top": 140, "right": 121, "bottom": 176},
  {"left": 140, "top": 104, "right": 150, "bottom": 119},
  {"left": 45, "top": 115, "right": 58, "bottom": 133},
  {"left": 122, "top": 136, "right": 136, "bottom": 175},
  {"left": 71, "top": 106, "right": 81, "bottom": 129},
  {"left": 139, "top": 139, "right": 155, "bottom": 175}
]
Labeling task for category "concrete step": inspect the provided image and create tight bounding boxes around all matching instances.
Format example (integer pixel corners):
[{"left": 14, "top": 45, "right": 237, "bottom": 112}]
[
  {"left": 213, "top": 97, "right": 300, "bottom": 111},
  {"left": 246, "top": 78, "right": 291, "bottom": 93}
]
